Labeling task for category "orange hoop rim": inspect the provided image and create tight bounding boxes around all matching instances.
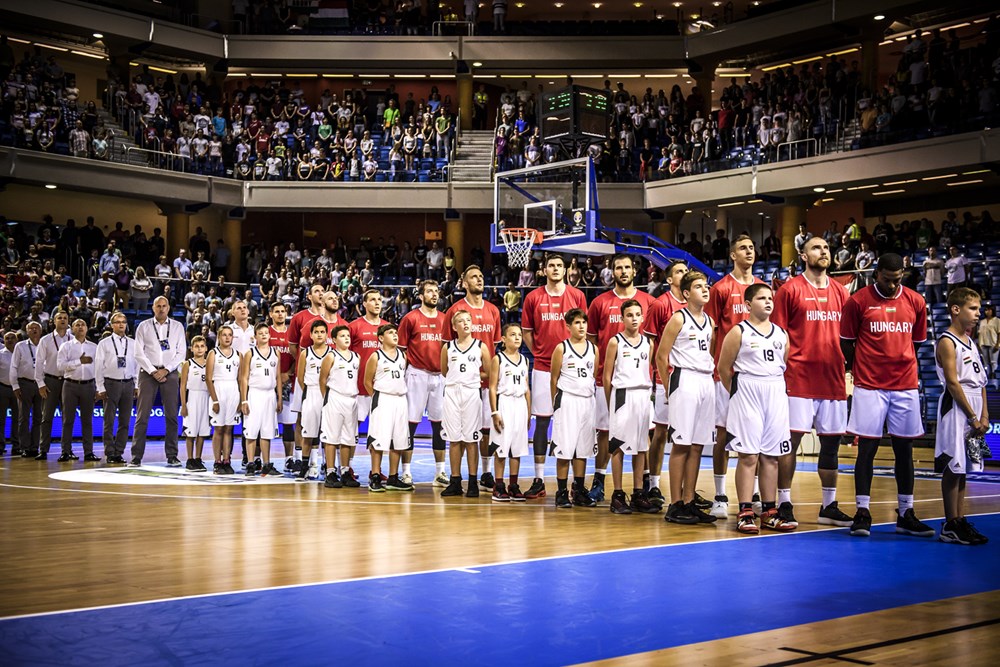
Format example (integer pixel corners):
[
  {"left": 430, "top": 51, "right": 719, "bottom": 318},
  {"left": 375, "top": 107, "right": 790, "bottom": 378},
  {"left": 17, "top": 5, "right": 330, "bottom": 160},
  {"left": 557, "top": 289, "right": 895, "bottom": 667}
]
[{"left": 499, "top": 227, "right": 544, "bottom": 244}]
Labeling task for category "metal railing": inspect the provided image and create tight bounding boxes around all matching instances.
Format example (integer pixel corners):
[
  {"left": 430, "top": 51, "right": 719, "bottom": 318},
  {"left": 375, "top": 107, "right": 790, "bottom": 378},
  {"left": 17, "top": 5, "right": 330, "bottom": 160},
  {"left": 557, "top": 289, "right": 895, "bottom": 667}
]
[
  {"left": 432, "top": 20, "right": 474, "bottom": 36},
  {"left": 776, "top": 137, "right": 817, "bottom": 161},
  {"left": 121, "top": 145, "right": 192, "bottom": 171}
]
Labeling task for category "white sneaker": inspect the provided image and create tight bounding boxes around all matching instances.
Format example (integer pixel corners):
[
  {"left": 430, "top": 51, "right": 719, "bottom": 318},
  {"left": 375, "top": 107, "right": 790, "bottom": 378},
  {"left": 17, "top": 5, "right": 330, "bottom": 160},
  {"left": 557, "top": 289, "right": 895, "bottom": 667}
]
[
  {"left": 433, "top": 472, "right": 450, "bottom": 487},
  {"left": 402, "top": 472, "right": 412, "bottom": 485},
  {"left": 307, "top": 463, "right": 320, "bottom": 480},
  {"left": 710, "top": 499, "right": 729, "bottom": 519}
]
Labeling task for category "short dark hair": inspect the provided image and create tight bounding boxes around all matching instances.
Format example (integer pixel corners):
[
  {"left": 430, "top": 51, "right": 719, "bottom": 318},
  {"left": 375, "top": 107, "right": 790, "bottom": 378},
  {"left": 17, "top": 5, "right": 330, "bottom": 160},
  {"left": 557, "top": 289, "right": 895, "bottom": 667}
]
[
  {"left": 947, "top": 287, "right": 980, "bottom": 311},
  {"left": 310, "top": 320, "right": 329, "bottom": 332},
  {"left": 621, "top": 298, "right": 643, "bottom": 315},
  {"left": 744, "top": 283, "right": 772, "bottom": 302},
  {"left": 665, "top": 259, "right": 687, "bottom": 276},
  {"left": 564, "top": 308, "right": 587, "bottom": 324},
  {"left": 876, "top": 253, "right": 904, "bottom": 273},
  {"left": 502, "top": 322, "right": 522, "bottom": 336},
  {"left": 254, "top": 322, "right": 270, "bottom": 333},
  {"left": 377, "top": 324, "right": 397, "bottom": 337},
  {"left": 611, "top": 254, "right": 633, "bottom": 268},
  {"left": 680, "top": 271, "right": 707, "bottom": 294},
  {"left": 330, "top": 324, "right": 350, "bottom": 338},
  {"left": 730, "top": 234, "right": 754, "bottom": 250}
]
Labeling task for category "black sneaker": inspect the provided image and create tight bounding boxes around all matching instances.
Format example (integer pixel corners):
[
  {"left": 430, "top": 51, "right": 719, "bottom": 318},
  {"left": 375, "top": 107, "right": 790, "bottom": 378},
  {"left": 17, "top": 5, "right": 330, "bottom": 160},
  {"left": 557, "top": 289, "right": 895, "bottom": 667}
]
[
  {"left": 647, "top": 487, "right": 665, "bottom": 509},
  {"left": 589, "top": 478, "right": 606, "bottom": 503},
  {"left": 284, "top": 457, "right": 296, "bottom": 474},
  {"left": 665, "top": 501, "right": 699, "bottom": 525},
  {"left": 479, "top": 472, "right": 495, "bottom": 490},
  {"left": 23, "top": 449, "right": 39, "bottom": 458},
  {"left": 508, "top": 483, "right": 526, "bottom": 501},
  {"left": 777, "top": 502, "right": 798, "bottom": 528},
  {"left": 850, "top": 508, "right": 872, "bottom": 537},
  {"left": 571, "top": 486, "right": 597, "bottom": 507},
  {"left": 260, "top": 462, "right": 279, "bottom": 477},
  {"left": 686, "top": 501, "right": 719, "bottom": 524},
  {"left": 466, "top": 480, "right": 480, "bottom": 498},
  {"left": 295, "top": 463, "right": 308, "bottom": 481},
  {"left": 166, "top": 456, "right": 182, "bottom": 467},
  {"left": 222, "top": 461, "right": 235, "bottom": 475},
  {"left": 213, "top": 461, "right": 223, "bottom": 475},
  {"left": 368, "top": 473, "right": 385, "bottom": 493},
  {"left": 341, "top": 468, "right": 361, "bottom": 488},
  {"left": 242, "top": 455, "right": 249, "bottom": 467},
  {"left": 630, "top": 490, "right": 660, "bottom": 514},
  {"left": 83, "top": 453, "right": 101, "bottom": 462},
  {"left": 524, "top": 478, "right": 546, "bottom": 499},
  {"left": 34, "top": 451, "right": 48, "bottom": 461},
  {"left": 817, "top": 501, "right": 854, "bottom": 527},
  {"left": 386, "top": 475, "right": 414, "bottom": 492},
  {"left": 610, "top": 490, "right": 632, "bottom": 515},
  {"left": 492, "top": 481, "right": 510, "bottom": 502},
  {"left": 245, "top": 464, "right": 257, "bottom": 477},
  {"left": 939, "top": 518, "right": 974, "bottom": 545},
  {"left": 555, "top": 488, "right": 572, "bottom": 508},
  {"left": 127, "top": 457, "right": 141, "bottom": 467},
  {"left": 960, "top": 518, "right": 989, "bottom": 545},
  {"left": 895, "top": 508, "right": 934, "bottom": 537},
  {"left": 441, "top": 477, "right": 464, "bottom": 497},
  {"left": 185, "top": 459, "right": 197, "bottom": 471},
  {"left": 57, "top": 452, "right": 78, "bottom": 462},
  {"left": 194, "top": 458, "right": 208, "bottom": 471},
  {"left": 692, "top": 492, "right": 712, "bottom": 510},
  {"left": 253, "top": 459, "right": 263, "bottom": 474},
  {"left": 324, "top": 471, "right": 342, "bottom": 488}
]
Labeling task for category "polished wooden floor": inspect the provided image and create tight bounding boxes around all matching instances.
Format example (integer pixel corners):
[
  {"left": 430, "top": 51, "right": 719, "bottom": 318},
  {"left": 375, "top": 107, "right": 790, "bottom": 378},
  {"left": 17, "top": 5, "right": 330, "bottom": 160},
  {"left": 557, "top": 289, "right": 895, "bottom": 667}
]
[{"left": 2, "top": 444, "right": 999, "bottom": 665}]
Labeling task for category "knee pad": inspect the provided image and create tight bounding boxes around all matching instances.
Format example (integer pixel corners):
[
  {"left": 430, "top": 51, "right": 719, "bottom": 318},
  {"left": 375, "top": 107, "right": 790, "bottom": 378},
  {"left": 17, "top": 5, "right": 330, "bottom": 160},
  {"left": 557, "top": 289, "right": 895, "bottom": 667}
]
[
  {"left": 431, "top": 421, "right": 446, "bottom": 451},
  {"left": 817, "top": 437, "right": 840, "bottom": 470}
]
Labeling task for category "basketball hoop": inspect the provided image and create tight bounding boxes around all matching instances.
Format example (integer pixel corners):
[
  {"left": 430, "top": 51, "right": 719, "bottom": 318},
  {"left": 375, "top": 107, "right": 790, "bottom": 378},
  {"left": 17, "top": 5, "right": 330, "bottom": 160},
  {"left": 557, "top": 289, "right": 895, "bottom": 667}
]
[{"left": 499, "top": 228, "right": 543, "bottom": 268}]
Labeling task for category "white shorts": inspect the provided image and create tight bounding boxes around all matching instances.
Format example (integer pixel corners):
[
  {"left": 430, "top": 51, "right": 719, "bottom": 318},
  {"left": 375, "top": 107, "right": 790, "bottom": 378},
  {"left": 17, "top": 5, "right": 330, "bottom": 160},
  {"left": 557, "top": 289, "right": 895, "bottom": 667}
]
[
  {"left": 278, "top": 378, "right": 295, "bottom": 424},
  {"left": 551, "top": 390, "right": 596, "bottom": 460},
  {"left": 357, "top": 394, "right": 372, "bottom": 422},
  {"left": 725, "top": 375, "right": 791, "bottom": 457},
  {"left": 652, "top": 383, "right": 669, "bottom": 426},
  {"left": 788, "top": 397, "right": 848, "bottom": 436},
  {"left": 847, "top": 387, "right": 924, "bottom": 439},
  {"left": 531, "top": 369, "right": 552, "bottom": 416},
  {"left": 442, "top": 384, "right": 482, "bottom": 443},
  {"left": 289, "top": 381, "right": 303, "bottom": 414},
  {"left": 183, "top": 391, "right": 212, "bottom": 438},
  {"left": 367, "top": 392, "right": 410, "bottom": 451},
  {"left": 667, "top": 369, "right": 715, "bottom": 447},
  {"left": 406, "top": 367, "right": 444, "bottom": 422},
  {"left": 321, "top": 391, "right": 358, "bottom": 445},
  {"left": 935, "top": 389, "right": 984, "bottom": 475},
  {"left": 715, "top": 380, "right": 730, "bottom": 428},
  {"left": 299, "top": 384, "right": 324, "bottom": 439},
  {"left": 609, "top": 387, "right": 651, "bottom": 455},
  {"left": 243, "top": 388, "right": 278, "bottom": 440},
  {"left": 594, "top": 387, "right": 610, "bottom": 431},
  {"left": 490, "top": 394, "right": 529, "bottom": 458},
  {"left": 210, "top": 382, "right": 241, "bottom": 427}
]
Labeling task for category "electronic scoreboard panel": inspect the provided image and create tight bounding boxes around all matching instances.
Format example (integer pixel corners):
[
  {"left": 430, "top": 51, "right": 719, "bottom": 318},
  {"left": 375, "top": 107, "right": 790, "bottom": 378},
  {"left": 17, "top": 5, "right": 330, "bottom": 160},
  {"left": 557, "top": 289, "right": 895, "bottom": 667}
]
[{"left": 539, "top": 86, "right": 610, "bottom": 144}]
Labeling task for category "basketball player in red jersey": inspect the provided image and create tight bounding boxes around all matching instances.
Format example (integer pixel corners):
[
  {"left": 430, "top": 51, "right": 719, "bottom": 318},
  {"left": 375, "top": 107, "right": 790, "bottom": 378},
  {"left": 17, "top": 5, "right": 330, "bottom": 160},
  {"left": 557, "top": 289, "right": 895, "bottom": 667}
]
[
  {"left": 642, "top": 259, "right": 688, "bottom": 507},
  {"left": 840, "top": 253, "right": 933, "bottom": 539},
  {"left": 349, "top": 289, "right": 390, "bottom": 477},
  {"left": 267, "top": 302, "right": 296, "bottom": 466},
  {"left": 284, "top": 284, "right": 325, "bottom": 471},
  {"left": 586, "top": 254, "right": 655, "bottom": 502},
  {"left": 521, "top": 254, "right": 587, "bottom": 499},
  {"left": 443, "top": 265, "right": 502, "bottom": 491},
  {"left": 705, "top": 234, "right": 765, "bottom": 518},
  {"left": 397, "top": 280, "right": 449, "bottom": 486},
  {"left": 771, "top": 236, "right": 853, "bottom": 529}
]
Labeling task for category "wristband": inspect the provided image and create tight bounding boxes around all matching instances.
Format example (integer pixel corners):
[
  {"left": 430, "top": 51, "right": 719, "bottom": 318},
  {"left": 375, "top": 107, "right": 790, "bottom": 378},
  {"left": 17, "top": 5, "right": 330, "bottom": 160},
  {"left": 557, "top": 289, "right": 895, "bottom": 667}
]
[{"left": 491, "top": 410, "right": 500, "bottom": 416}]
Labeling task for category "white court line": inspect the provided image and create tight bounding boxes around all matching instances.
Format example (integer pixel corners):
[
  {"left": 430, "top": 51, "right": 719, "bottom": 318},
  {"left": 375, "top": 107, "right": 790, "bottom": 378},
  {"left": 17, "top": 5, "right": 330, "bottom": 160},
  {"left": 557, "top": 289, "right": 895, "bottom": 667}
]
[{"left": 2, "top": 510, "right": 996, "bottom": 623}]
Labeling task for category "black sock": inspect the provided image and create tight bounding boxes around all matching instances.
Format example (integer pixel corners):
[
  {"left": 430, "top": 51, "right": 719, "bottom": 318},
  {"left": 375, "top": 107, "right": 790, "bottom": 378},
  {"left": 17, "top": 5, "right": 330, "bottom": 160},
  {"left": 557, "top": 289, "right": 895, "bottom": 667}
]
[
  {"left": 594, "top": 471, "right": 605, "bottom": 484},
  {"left": 633, "top": 487, "right": 643, "bottom": 496},
  {"left": 451, "top": 474, "right": 462, "bottom": 483},
  {"left": 557, "top": 478, "right": 567, "bottom": 491},
  {"left": 763, "top": 501, "right": 776, "bottom": 511},
  {"left": 739, "top": 502, "right": 752, "bottom": 512},
  {"left": 574, "top": 476, "right": 585, "bottom": 490}
]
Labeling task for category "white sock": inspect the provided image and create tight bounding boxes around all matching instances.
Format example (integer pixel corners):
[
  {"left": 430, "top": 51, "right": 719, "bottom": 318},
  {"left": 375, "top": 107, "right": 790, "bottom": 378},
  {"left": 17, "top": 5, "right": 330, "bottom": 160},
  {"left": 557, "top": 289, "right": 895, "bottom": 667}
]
[
  {"left": 753, "top": 476, "right": 760, "bottom": 496},
  {"left": 777, "top": 488, "right": 791, "bottom": 505},
  {"left": 293, "top": 448, "right": 302, "bottom": 461},
  {"left": 821, "top": 486, "right": 836, "bottom": 508},
  {"left": 602, "top": 464, "right": 610, "bottom": 475},
  {"left": 401, "top": 462, "right": 411, "bottom": 477},
  {"left": 435, "top": 462, "right": 445, "bottom": 475},
  {"left": 308, "top": 450, "right": 318, "bottom": 465},
  {"left": 482, "top": 456, "right": 493, "bottom": 474},
  {"left": 856, "top": 495, "right": 871, "bottom": 509},
  {"left": 897, "top": 494, "right": 914, "bottom": 513},
  {"left": 714, "top": 474, "right": 726, "bottom": 497},
  {"left": 650, "top": 474, "right": 661, "bottom": 490},
  {"left": 341, "top": 465, "right": 350, "bottom": 475},
  {"left": 534, "top": 462, "right": 545, "bottom": 479}
]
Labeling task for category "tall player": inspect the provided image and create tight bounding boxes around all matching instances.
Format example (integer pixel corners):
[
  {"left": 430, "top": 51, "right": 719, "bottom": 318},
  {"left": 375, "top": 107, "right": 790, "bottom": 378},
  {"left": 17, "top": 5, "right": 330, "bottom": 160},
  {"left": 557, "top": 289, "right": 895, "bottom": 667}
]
[
  {"left": 642, "top": 259, "right": 688, "bottom": 506},
  {"left": 521, "top": 254, "right": 587, "bottom": 499},
  {"left": 841, "top": 253, "right": 934, "bottom": 538},
  {"left": 705, "top": 234, "right": 766, "bottom": 518},
  {"left": 586, "top": 254, "right": 655, "bottom": 502},
  {"left": 771, "top": 236, "right": 853, "bottom": 528},
  {"left": 443, "top": 265, "right": 502, "bottom": 491},
  {"left": 267, "top": 302, "right": 297, "bottom": 467},
  {"left": 350, "top": 289, "right": 389, "bottom": 477},
  {"left": 397, "top": 280, "right": 450, "bottom": 486}
]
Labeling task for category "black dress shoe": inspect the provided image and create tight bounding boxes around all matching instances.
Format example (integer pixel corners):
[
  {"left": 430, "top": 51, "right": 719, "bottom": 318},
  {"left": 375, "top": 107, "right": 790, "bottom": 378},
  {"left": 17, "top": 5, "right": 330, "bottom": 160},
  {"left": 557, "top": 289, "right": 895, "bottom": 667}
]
[
  {"left": 34, "top": 452, "right": 48, "bottom": 460},
  {"left": 22, "top": 449, "right": 38, "bottom": 458},
  {"left": 165, "top": 456, "right": 182, "bottom": 467},
  {"left": 84, "top": 453, "right": 101, "bottom": 462},
  {"left": 57, "top": 452, "right": 78, "bottom": 462}
]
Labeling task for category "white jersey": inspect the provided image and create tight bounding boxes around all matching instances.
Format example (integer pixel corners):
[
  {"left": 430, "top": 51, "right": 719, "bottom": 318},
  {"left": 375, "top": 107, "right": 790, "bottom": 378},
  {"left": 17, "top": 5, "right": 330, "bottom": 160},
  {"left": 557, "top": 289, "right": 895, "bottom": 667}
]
[
  {"left": 247, "top": 347, "right": 278, "bottom": 390},
  {"left": 556, "top": 339, "right": 597, "bottom": 397},
  {"left": 610, "top": 333, "right": 652, "bottom": 389},
  {"left": 303, "top": 346, "right": 329, "bottom": 387},
  {"left": 496, "top": 352, "right": 528, "bottom": 398},
  {"left": 935, "top": 332, "right": 987, "bottom": 390},
  {"left": 445, "top": 339, "right": 483, "bottom": 388},
  {"left": 373, "top": 349, "right": 407, "bottom": 395},
  {"left": 327, "top": 349, "right": 360, "bottom": 397},
  {"left": 185, "top": 359, "right": 208, "bottom": 393},
  {"left": 732, "top": 321, "right": 787, "bottom": 378},
  {"left": 211, "top": 348, "right": 240, "bottom": 383},
  {"left": 669, "top": 310, "right": 714, "bottom": 373}
]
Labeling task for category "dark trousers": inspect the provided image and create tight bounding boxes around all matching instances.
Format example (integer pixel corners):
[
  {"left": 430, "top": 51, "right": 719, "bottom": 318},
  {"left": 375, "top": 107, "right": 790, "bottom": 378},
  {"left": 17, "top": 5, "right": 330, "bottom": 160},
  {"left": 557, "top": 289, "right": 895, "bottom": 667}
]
[
  {"left": 1, "top": 383, "right": 20, "bottom": 449},
  {"left": 40, "top": 375, "right": 64, "bottom": 454},
  {"left": 61, "top": 380, "right": 96, "bottom": 454},
  {"left": 16, "top": 380, "right": 42, "bottom": 452},
  {"left": 102, "top": 379, "right": 135, "bottom": 458},
  {"left": 132, "top": 370, "right": 180, "bottom": 461}
]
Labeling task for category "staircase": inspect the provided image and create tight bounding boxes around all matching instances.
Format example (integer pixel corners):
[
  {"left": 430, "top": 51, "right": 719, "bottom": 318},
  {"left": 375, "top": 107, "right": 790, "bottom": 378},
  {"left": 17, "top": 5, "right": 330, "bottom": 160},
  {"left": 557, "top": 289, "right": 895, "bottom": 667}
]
[
  {"left": 97, "top": 109, "right": 148, "bottom": 167},
  {"left": 449, "top": 130, "right": 495, "bottom": 182},
  {"left": 600, "top": 226, "right": 719, "bottom": 280}
]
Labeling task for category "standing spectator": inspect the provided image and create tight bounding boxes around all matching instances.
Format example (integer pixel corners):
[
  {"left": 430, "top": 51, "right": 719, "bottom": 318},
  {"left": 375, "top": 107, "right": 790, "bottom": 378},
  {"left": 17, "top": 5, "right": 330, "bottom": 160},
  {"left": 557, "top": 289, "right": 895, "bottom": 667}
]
[
  {"left": 99, "top": 243, "right": 121, "bottom": 276},
  {"left": 284, "top": 243, "right": 302, "bottom": 268},
  {"left": 55, "top": 319, "right": 100, "bottom": 462},
  {"left": 711, "top": 229, "right": 730, "bottom": 272},
  {"left": 173, "top": 249, "right": 194, "bottom": 282},
  {"left": 599, "top": 258, "right": 614, "bottom": 288},
  {"left": 901, "top": 255, "right": 921, "bottom": 292},
  {"left": 94, "top": 272, "right": 118, "bottom": 307},
  {"left": 493, "top": 0, "right": 507, "bottom": 33},
  {"left": 855, "top": 242, "right": 875, "bottom": 283},
  {"left": 979, "top": 304, "right": 999, "bottom": 379},
  {"left": 192, "top": 251, "right": 211, "bottom": 281},
  {"left": 94, "top": 312, "right": 138, "bottom": 464},
  {"left": 922, "top": 246, "right": 945, "bottom": 305},
  {"left": 502, "top": 282, "right": 521, "bottom": 324},
  {"left": 944, "top": 245, "right": 968, "bottom": 292},
  {"left": 130, "top": 266, "right": 153, "bottom": 312},
  {"left": 793, "top": 223, "right": 812, "bottom": 256},
  {"left": 69, "top": 120, "right": 89, "bottom": 158},
  {"left": 426, "top": 241, "right": 444, "bottom": 280}
]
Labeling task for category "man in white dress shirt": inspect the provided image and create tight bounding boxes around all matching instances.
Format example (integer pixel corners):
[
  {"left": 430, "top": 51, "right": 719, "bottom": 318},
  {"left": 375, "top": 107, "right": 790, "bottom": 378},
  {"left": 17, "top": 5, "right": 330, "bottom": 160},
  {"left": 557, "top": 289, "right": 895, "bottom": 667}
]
[
  {"left": 34, "top": 311, "right": 71, "bottom": 459},
  {"left": 56, "top": 319, "right": 100, "bottom": 462},
  {"left": 10, "top": 323, "right": 43, "bottom": 456},
  {"left": 0, "top": 332, "right": 21, "bottom": 455},
  {"left": 96, "top": 312, "right": 139, "bottom": 464},
  {"left": 132, "top": 296, "right": 187, "bottom": 466}
]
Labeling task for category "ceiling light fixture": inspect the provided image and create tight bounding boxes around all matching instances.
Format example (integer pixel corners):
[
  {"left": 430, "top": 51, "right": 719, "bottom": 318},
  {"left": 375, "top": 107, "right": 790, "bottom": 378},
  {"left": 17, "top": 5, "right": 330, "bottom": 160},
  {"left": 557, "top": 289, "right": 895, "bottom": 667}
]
[
  {"left": 472, "top": 61, "right": 483, "bottom": 67},
  {"left": 45, "top": 184, "right": 57, "bottom": 189},
  {"left": 872, "top": 189, "right": 905, "bottom": 196},
  {"left": 92, "top": 32, "right": 104, "bottom": 39},
  {"left": 554, "top": 2, "right": 564, "bottom": 7},
  {"left": 921, "top": 173, "right": 958, "bottom": 181},
  {"left": 946, "top": 179, "right": 984, "bottom": 186},
  {"left": 813, "top": 187, "right": 826, "bottom": 192},
  {"left": 873, "top": 14, "right": 885, "bottom": 21},
  {"left": 592, "top": 2, "right": 602, "bottom": 7}
]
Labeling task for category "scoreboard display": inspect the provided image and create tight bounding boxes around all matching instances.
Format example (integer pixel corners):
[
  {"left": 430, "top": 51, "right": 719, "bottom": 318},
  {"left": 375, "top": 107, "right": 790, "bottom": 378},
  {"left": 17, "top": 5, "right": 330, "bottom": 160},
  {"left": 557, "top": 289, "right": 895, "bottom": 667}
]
[
  {"left": 540, "top": 86, "right": 610, "bottom": 143},
  {"left": 986, "top": 388, "right": 1000, "bottom": 464}
]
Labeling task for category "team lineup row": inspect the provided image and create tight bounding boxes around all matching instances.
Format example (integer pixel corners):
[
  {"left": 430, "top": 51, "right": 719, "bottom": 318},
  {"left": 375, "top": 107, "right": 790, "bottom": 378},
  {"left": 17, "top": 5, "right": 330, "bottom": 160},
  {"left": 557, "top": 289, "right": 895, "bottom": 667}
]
[{"left": 2, "top": 237, "right": 989, "bottom": 543}]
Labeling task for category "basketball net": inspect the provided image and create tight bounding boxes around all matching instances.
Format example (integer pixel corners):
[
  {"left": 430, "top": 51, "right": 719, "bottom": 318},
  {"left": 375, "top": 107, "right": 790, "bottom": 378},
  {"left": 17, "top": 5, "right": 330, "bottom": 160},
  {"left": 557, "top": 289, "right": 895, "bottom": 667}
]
[{"left": 499, "top": 228, "right": 540, "bottom": 268}]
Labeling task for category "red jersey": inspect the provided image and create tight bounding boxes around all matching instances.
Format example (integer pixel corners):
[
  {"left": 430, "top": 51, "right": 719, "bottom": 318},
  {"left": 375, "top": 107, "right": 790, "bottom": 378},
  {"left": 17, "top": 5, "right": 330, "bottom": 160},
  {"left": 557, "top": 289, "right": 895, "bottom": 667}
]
[
  {"left": 840, "top": 284, "right": 927, "bottom": 391},
  {"left": 397, "top": 308, "right": 447, "bottom": 373},
  {"left": 268, "top": 325, "right": 294, "bottom": 375},
  {"left": 520, "top": 284, "right": 588, "bottom": 372},
  {"left": 587, "top": 288, "right": 656, "bottom": 386},
  {"left": 706, "top": 272, "right": 766, "bottom": 380},
  {"left": 771, "top": 275, "right": 849, "bottom": 400},
  {"left": 443, "top": 297, "right": 502, "bottom": 388},
  {"left": 349, "top": 316, "right": 388, "bottom": 395},
  {"left": 290, "top": 309, "right": 341, "bottom": 355},
  {"left": 643, "top": 290, "right": 687, "bottom": 385}
]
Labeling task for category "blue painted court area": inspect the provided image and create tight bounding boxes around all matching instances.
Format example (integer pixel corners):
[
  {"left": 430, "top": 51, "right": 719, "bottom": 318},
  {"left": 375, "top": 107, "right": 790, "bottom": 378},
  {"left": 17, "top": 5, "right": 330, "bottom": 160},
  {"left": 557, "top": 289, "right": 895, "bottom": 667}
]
[{"left": 2, "top": 514, "right": 998, "bottom": 666}]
